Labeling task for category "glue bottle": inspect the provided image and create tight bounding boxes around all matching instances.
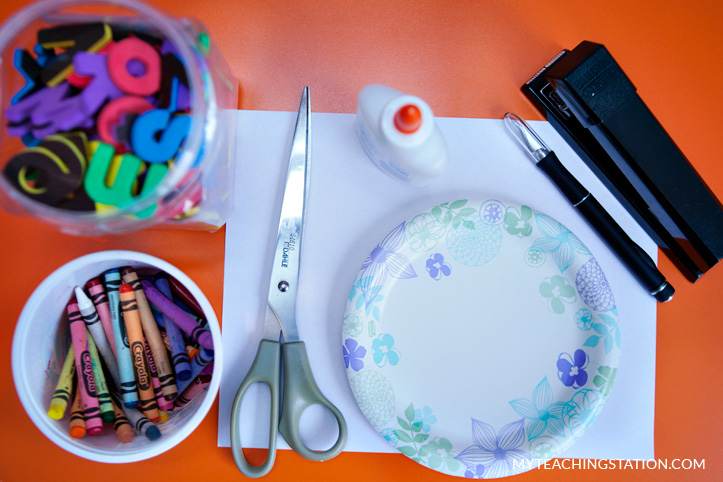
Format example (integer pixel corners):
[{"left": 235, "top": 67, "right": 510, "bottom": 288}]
[{"left": 356, "top": 84, "right": 448, "bottom": 186}]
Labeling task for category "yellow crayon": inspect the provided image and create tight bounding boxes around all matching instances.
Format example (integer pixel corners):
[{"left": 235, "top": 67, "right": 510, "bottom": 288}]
[{"left": 48, "top": 346, "right": 76, "bottom": 420}]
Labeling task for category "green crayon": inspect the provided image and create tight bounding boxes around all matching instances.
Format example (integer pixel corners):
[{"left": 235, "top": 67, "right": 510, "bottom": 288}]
[{"left": 87, "top": 330, "right": 115, "bottom": 423}]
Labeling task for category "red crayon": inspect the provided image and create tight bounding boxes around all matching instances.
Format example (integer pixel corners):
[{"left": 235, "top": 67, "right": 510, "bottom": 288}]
[
  {"left": 67, "top": 301, "right": 103, "bottom": 436},
  {"left": 85, "top": 278, "right": 117, "bottom": 357},
  {"left": 168, "top": 275, "right": 204, "bottom": 318}
]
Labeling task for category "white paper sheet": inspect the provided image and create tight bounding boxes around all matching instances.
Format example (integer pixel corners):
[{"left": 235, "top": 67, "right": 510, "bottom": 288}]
[{"left": 218, "top": 110, "right": 655, "bottom": 460}]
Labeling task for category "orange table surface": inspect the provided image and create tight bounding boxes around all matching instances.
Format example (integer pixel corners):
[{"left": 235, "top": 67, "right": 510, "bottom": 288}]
[{"left": 1, "top": 1, "right": 722, "bottom": 480}]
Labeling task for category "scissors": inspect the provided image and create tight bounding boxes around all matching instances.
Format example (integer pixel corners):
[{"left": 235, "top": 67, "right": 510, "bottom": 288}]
[{"left": 230, "top": 87, "right": 348, "bottom": 478}]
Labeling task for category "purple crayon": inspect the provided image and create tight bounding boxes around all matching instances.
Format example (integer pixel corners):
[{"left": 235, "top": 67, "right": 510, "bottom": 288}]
[
  {"left": 67, "top": 301, "right": 103, "bottom": 436},
  {"left": 175, "top": 347, "right": 213, "bottom": 395},
  {"left": 173, "top": 362, "right": 213, "bottom": 409},
  {"left": 153, "top": 274, "right": 192, "bottom": 381},
  {"left": 140, "top": 279, "right": 213, "bottom": 350}
]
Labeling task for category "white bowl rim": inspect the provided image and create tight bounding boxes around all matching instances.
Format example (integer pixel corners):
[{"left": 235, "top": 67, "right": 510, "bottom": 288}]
[{"left": 11, "top": 250, "right": 223, "bottom": 463}]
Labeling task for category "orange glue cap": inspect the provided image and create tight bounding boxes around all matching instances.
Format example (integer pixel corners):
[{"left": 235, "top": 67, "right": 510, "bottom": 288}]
[{"left": 393, "top": 104, "right": 422, "bottom": 133}]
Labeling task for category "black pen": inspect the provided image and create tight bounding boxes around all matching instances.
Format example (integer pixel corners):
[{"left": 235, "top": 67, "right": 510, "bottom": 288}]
[{"left": 503, "top": 112, "right": 674, "bottom": 302}]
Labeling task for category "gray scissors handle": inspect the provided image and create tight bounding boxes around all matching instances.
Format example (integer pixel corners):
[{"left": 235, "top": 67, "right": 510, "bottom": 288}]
[
  {"left": 230, "top": 339, "right": 281, "bottom": 478},
  {"left": 279, "top": 341, "right": 348, "bottom": 460}
]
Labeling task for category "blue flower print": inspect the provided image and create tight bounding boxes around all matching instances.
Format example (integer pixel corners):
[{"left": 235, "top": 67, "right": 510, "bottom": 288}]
[
  {"left": 480, "top": 200, "right": 505, "bottom": 225},
  {"left": 574, "top": 308, "right": 594, "bottom": 330},
  {"left": 455, "top": 419, "right": 531, "bottom": 478},
  {"left": 413, "top": 405, "right": 438, "bottom": 433},
  {"left": 530, "top": 213, "right": 591, "bottom": 273},
  {"left": 358, "top": 222, "right": 417, "bottom": 307},
  {"left": 381, "top": 427, "right": 399, "bottom": 446},
  {"left": 343, "top": 338, "right": 366, "bottom": 372},
  {"left": 372, "top": 333, "right": 400, "bottom": 367},
  {"left": 464, "top": 464, "right": 485, "bottom": 479},
  {"left": 563, "top": 389, "right": 606, "bottom": 439},
  {"left": 557, "top": 349, "right": 589, "bottom": 388},
  {"left": 426, "top": 253, "right": 451, "bottom": 281},
  {"left": 509, "top": 377, "right": 566, "bottom": 440}
]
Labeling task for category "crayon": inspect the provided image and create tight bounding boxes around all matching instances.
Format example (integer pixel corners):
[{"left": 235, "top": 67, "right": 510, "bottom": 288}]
[
  {"left": 140, "top": 279, "right": 214, "bottom": 350},
  {"left": 186, "top": 346, "right": 199, "bottom": 360},
  {"left": 105, "top": 269, "right": 138, "bottom": 408},
  {"left": 85, "top": 278, "right": 116, "bottom": 357},
  {"left": 154, "top": 274, "right": 192, "bottom": 381},
  {"left": 110, "top": 398, "right": 134, "bottom": 443},
  {"left": 124, "top": 408, "right": 161, "bottom": 441},
  {"left": 173, "top": 362, "right": 213, "bottom": 409},
  {"left": 67, "top": 301, "right": 103, "bottom": 435},
  {"left": 119, "top": 283, "right": 160, "bottom": 422},
  {"left": 172, "top": 295, "right": 208, "bottom": 329},
  {"left": 47, "top": 346, "right": 76, "bottom": 420},
  {"left": 144, "top": 340, "right": 174, "bottom": 412},
  {"left": 69, "top": 388, "right": 86, "bottom": 438},
  {"left": 86, "top": 330, "right": 115, "bottom": 423},
  {"left": 150, "top": 305, "right": 166, "bottom": 328},
  {"left": 176, "top": 347, "right": 213, "bottom": 395},
  {"left": 168, "top": 275, "right": 204, "bottom": 318},
  {"left": 121, "top": 268, "right": 177, "bottom": 400},
  {"left": 157, "top": 410, "right": 169, "bottom": 423},
  {"left": 75, "top": 286, "right": 120, "bottom": 385}
]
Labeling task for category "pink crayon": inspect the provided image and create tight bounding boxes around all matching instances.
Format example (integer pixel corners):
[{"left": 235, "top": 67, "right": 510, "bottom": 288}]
[
  {"left": 86, "top": 278, "right": 116, "bottom": 357},
  {"left": 140, "top": 279, "right": 213, "bottom": 351},
  {"left": 67, "top": 301, "right": 103, "bottom": 436}
]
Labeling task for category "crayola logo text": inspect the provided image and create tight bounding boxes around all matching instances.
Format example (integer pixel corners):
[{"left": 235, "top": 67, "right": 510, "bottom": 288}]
[
  {"left": 131, "top": 342, "right": 150, "bottom": 390},
  {"left": 80, "top": 350, "right": 97, "bottom": 396}
]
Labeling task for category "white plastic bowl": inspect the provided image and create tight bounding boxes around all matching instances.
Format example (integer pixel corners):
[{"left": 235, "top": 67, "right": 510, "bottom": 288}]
[{"left": 11, "top": 250, "right": 223, "bottom": 463}]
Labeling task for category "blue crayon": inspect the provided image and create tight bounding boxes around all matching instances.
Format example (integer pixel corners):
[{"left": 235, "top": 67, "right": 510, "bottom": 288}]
[
  {"left": 105, "top": 269, "right": 138, "bottom": 408},
  {"left": 153, "top": 274, "right": 192, "bottom": 382},
  {"left": 123, "top": 407, "right": 161, "bottom": 441},
  {"left": 175, "top": 347, "right": 213, "bottom": 394},
  {"left": 150, "top": 303, "right": 165, "bottom": 328}
]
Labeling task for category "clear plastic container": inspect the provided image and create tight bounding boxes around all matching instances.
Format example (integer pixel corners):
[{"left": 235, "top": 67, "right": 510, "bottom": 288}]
[{"left": 0, "top": 0, "right": 238, "bottom": 234}]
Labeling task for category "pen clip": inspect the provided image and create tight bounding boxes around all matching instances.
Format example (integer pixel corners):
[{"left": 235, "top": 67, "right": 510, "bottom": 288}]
[{"left": 503, "top": 112, "right": 551, "bottom": 162}]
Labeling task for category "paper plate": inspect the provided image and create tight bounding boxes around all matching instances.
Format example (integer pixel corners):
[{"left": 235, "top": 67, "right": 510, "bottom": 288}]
[{"left": 342, "top": 198, "right": 620, "bottom": 478}]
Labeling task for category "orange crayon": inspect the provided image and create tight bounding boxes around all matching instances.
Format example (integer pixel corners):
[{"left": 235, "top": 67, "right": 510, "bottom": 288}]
[
  {"left": 121, "top": 268, "right": 177, "bottom": 400},
  {"left": 111, "top": 398, "right": 134, "bottom": 443},
  {"left": 69, "top": 388, "right": 85, "bottom": 438},
  {"left": 186, "top": 345, "right": 199, "bottom": 360},
  {"left": 119, "top": 284, "right": 160, "bottom": 422}
]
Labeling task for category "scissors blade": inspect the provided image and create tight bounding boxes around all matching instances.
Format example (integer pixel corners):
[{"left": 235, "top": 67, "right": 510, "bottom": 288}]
[{"left": 267, "top": 87, "right": 310, "bottom": 343}]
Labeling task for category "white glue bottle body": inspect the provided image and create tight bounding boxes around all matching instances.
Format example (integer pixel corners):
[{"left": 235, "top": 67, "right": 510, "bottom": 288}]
[{"left": 356, "top": 84, "right": 448, "bottom": 187}]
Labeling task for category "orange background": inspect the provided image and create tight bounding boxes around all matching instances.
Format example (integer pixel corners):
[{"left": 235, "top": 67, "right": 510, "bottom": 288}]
[{"left": 1, "top": 0, "right": 722, "bottom": 481}]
